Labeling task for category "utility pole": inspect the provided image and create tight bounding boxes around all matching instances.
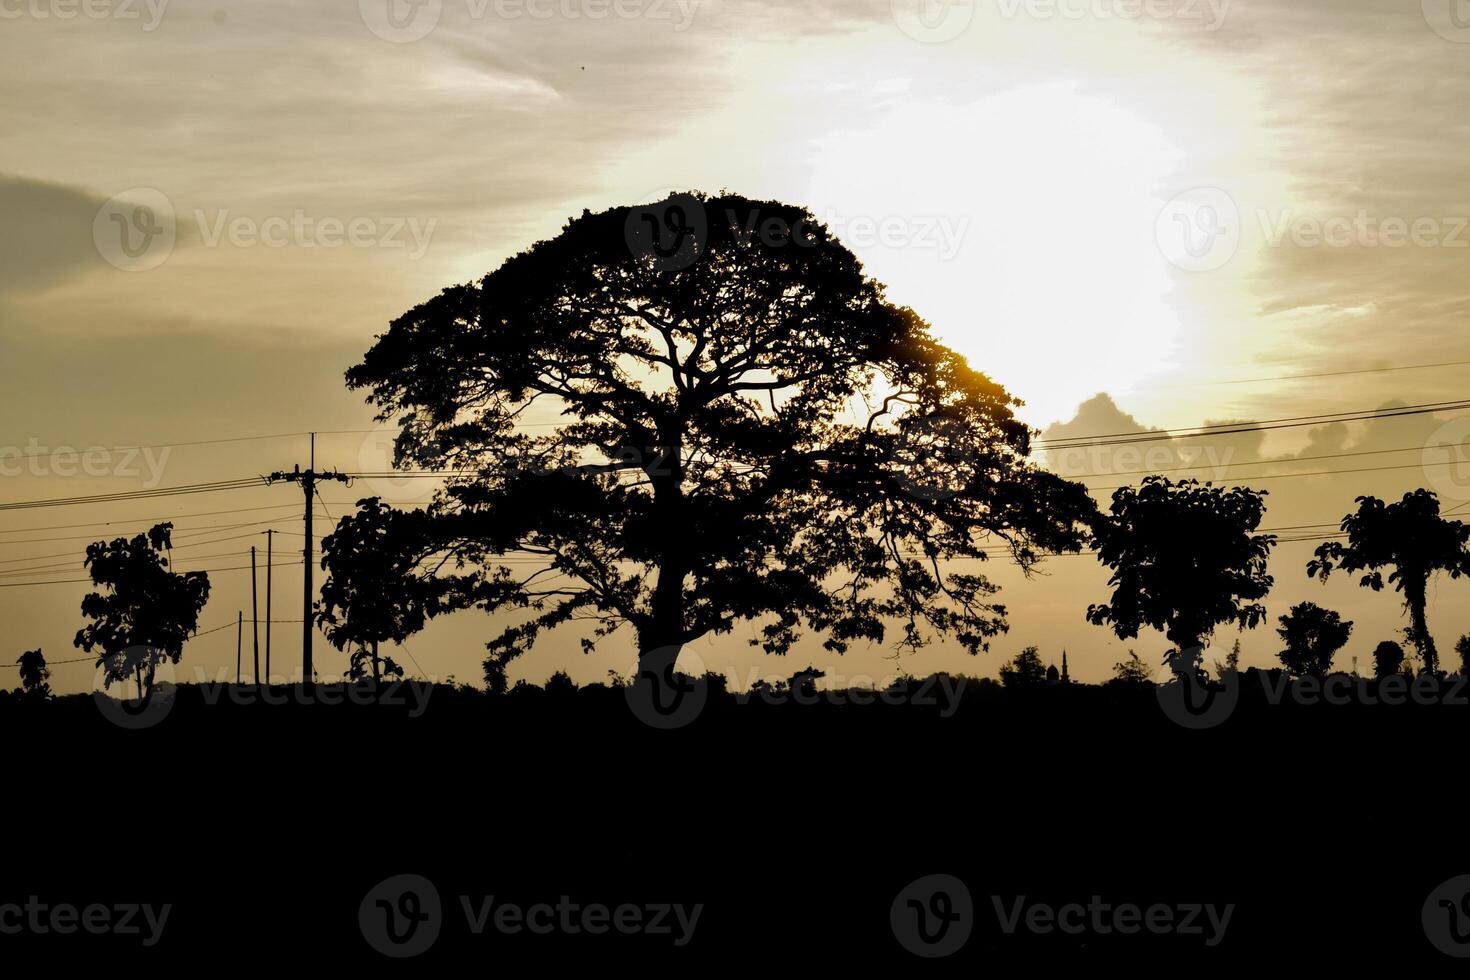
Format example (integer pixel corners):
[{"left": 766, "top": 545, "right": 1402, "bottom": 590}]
[
  {"left": 251, "top": 546, "right": 260, "bottom": 685},
  {"left": 236, "top": 611, "right": 243, "bottom": 685},
  {"left": 265, "top": 433, "right": 350, "bottom": 684},
  {"left": 265, "top": 529, "right": 273, "bottom": 682}
]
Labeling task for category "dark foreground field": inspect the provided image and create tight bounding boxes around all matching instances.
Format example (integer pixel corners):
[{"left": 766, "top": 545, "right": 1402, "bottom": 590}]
[{"left": 2, "top": 673, "right": 1466, "bottom": 969}]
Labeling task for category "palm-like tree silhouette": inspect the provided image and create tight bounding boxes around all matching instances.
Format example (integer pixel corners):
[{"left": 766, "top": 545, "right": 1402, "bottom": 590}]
[{"left": 1308, "top": 490, "right": 1470, "bottom": 675}]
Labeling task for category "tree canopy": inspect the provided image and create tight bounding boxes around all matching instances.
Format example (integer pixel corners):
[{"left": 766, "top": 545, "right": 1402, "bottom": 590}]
[
  {"left": 1275, "top": 602, "right": 1353, "bottom": 678},
  {"left": 1308, "top": 489, "right": 1470, "bottom": 674},
  {"left": 74, "top": 523, "right": 211, "bottom": 697},
  {"left": 1087, "top": 477, "right": 1276, "bottom": 677},
  {"left": 345, "top": 191, "right": 1095, "bottom": 687}
]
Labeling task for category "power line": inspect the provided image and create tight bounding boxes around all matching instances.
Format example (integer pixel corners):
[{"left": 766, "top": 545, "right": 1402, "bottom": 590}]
[{"left": 1034, "top": 399, "right": 1470, "bottom": 450}]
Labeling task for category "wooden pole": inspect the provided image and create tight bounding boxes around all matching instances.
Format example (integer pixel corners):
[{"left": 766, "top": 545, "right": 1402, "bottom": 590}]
[
  {"left": 236, "top": 611, "right": 242, "bottom": 685},
  {"left": 265, "top": 529, "right": 273, "bottom": 682},
  {"left": 304, "top": 434, "right": 314, "bottom": 683},
  {"left": 251, "top": 546, "right": 260, "bottom": 685}
]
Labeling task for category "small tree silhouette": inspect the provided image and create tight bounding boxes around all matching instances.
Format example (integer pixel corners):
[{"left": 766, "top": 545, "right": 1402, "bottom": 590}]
[
  {"left": 1111, "top": 650, "right": 1153, "bottom": 684},
  {"left": 318, "top": 498, "right": 460, "bottom": 683},
  {"left": 16, "top": 649, "right": 49, "bottom": 698},
  {"left": 1456, "top": 634, "right": 1470, "bottom": 676},
  {"left": 74, "top": 523, "right": 210, "bottom": 699},
  {"left": 999, "top": 646, "right": 1046, "bottom": 687},
  {"left": 1087, "top": 477, "right": 1276, "bottom": 679},
  {"left": 1372, "top": 640, "right": 1406, "bottom": 679},
  {"left": 1275, "top": 602, "right": 1353, "bottom": 678},
  {"left": 1308, "top": 490, "right": 1470, "bottom": 675}
]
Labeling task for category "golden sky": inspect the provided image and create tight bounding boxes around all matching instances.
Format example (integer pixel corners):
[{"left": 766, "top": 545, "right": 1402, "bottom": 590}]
[{"left": 4, "top": 0, "right": 1470, "bottom": 691}]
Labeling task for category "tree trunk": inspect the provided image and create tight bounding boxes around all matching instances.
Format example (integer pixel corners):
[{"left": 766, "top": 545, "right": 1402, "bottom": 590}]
[
  {"left": 1165, "top": 626, "right": 1204, "bottom": 680},
  {"left": 371, "top": 639, "right": 382, "bottom": 684},
  {"left": 1407, "top": 575, "right": 1438, "bottom": 674}
]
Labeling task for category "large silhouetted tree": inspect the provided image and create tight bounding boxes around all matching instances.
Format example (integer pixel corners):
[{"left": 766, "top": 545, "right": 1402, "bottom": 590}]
[
  {"left": 74, "top": 523, "right": 211, "bottom": 698},
  {"left": 318, "top": 498, "right": 460, "bottom": 682},
  {"left": 1087, "top": 477, "right": 1276, "bottom": 678},
  {"left": 1275, "top": 602, "right": 1352, "bottom": 678},
  {"left": 1308, "top": 490, "right": 1470, "bottom": 675},
  {"left": 345, "top": 192, "right": 1096, "bottom": 688}
]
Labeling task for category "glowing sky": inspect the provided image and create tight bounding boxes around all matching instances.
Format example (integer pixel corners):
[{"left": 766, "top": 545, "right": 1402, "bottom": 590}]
[{"left": 5, "top": 0, "right": 1470, "bottom": 692}]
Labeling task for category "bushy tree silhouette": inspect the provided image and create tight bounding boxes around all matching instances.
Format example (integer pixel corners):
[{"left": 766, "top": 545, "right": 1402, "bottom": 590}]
[
  {"left": 999, "top": 646, "right": 1046, "bottom": 687},
  {"left": 74, "top": 523, "right": 210, "bottom": 698},
  {"left": 1274, "top": 602, "right": 1352, "bottom": 678},
  {"left": 345, "top": 192, "right": 1095, "bottom": 688},
  {"left": 1456, "top": 633, "right": 1470, "bottom": 676},
  {"left": 1372, "top": 640, "right": 1405, "bottom": 679},
  {"left": 318, "top": 498, "right": 461, "bottom": 683},
  {"left": 1087, "top": 477, "right": 1276, "bottom": 678},
  {"left": 1308, "top": 490, "right": 1470, "bottom": 675},
  {"left": 1111, "top": 650, "right": 1153, "bottom": 684},
  {"left": 15, "top": 649, "right": 49, "bottom": 698}
]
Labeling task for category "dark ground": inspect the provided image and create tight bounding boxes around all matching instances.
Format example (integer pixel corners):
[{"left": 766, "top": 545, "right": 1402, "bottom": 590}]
[{"left": 2, "top": 672, "right": 1465, "bottom": 969}]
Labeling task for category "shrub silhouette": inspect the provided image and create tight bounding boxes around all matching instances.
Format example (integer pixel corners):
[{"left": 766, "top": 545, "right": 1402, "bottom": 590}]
[
  {"left": 999, "top": 646, "right": 1046, "bottom": 687},
  {"left": 344, "top": 192, "right": 1095, "bottom": 688},
  {"left": 1309, "top": 489, "right": 1470, "bottom": 675},
  {"left": 1371, "top": 640, "right": 1405, "bottom": 679},
  {"left": 1274, "top": 602, "right": 1352, "bottom": 678},
  {"left": 15, "top": 649, "right": 49, "bottom": 698},
  {"left": 1087, "top": 477, "right": 1276, "bottom": 679}
]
